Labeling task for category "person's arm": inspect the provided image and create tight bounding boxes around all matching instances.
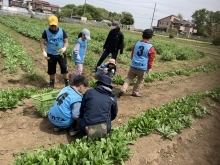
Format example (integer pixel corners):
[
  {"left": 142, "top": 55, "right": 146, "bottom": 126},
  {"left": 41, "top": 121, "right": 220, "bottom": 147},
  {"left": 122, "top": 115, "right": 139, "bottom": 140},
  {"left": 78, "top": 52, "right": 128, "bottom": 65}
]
[
  {"left": 119, "top": 33, "right": 124, "bottom": 54},
  {"left": 103, "top": 31, "right": 111, "bottom": 50},
  {"left": 147, "top": 46, "right": 156, "bottom": 72},
  {"left": 63, "top": 29, "right": 68, "bottom": 49},
  {"left": 130, "top": 44, "right": 135, "bottom": 59},
  {"left": 111, "top": 97, "right": 118, "bottom": 121},
  {"left": 58, "top": 29, "right": 68, "bottom": 53},
  {"left": 40, "top": 30, "right": 49, "bottom": 59},
  {"left": 71, "top": 102, "right": 81, "bottom": 119},
  {"left": 73, "top": 42, "right": 81, "bottom": 60},
  {"left": 79, "top": 93, "right": 86, "bottom": 118}
]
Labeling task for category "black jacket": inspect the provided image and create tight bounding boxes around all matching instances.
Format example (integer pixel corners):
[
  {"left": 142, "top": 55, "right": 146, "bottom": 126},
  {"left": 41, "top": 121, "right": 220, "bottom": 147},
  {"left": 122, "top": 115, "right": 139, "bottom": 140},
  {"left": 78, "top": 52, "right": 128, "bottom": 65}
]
[
  {"left": 79, "top": 86, "right": 118, "bottom": 133},
  {"left": 103, "top": 29, "right": 124, "bottom": 54}
]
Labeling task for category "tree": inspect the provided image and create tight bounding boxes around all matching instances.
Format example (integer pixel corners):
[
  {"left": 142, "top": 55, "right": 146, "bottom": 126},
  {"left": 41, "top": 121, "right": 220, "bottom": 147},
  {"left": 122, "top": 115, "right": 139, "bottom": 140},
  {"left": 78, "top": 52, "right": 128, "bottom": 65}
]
[
  {"left": 177, "top": 13, "right": 183, "bottom": 20},
  {"left": 191, "top": 8, "right": 208, "bottom": 36},
  {"left": 120, "top": 11, "right": 134, "bottom": 29}
]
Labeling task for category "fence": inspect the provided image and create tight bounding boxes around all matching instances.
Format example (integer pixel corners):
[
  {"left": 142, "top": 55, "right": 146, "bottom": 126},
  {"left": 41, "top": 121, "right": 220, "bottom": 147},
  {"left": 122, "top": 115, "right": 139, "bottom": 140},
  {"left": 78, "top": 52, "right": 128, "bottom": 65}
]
[{"left": 0, "top": 9, "right": 52, "bottom": 19}]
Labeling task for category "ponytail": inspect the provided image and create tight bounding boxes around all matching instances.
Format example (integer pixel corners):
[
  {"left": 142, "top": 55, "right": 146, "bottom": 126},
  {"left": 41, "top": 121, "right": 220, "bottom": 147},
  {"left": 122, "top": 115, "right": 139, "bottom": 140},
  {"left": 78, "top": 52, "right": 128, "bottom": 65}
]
[{"left": 78, "top": 32, "right": 83, "bottom": 39}]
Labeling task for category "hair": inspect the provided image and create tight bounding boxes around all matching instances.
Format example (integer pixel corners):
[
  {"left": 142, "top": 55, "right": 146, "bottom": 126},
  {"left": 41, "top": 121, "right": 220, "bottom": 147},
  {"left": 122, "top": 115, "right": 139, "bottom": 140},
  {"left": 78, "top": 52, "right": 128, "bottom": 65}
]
[
  {"left": 71, "top": 75, "right": 88, "bottom": 87},
  {"left": 142, "top": 34, "right": 152, "bottom": 39},
  {"left": 78, "top": 32, "right": 83, "bottom": 39}
]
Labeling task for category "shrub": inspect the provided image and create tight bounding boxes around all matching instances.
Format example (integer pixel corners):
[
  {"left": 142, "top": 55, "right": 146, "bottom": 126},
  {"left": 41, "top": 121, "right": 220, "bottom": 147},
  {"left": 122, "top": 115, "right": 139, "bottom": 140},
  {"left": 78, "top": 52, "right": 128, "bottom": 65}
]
[
  {"left": 212, "top": 37, "right": 220, "bottom": 46},
  {"left": 169, "top": 34, "right": 174, "bottom": 38},
  {"left": 161, "top": 50, "right": 176, "bottom": 61}
]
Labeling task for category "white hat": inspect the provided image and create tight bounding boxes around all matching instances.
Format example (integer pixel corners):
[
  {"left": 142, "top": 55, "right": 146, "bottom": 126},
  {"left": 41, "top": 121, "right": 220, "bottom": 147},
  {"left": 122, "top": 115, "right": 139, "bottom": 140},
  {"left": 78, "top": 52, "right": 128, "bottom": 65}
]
[{"left": 82, "top": 29, "right": 91, "bottom": 40}]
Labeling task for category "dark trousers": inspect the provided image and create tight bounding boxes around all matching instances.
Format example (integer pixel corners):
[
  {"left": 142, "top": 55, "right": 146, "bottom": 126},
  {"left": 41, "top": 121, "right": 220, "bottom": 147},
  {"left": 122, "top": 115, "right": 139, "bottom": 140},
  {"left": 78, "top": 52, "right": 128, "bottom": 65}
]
[{"left": 96, "top": 48, "right": 118, "bottom": 67}]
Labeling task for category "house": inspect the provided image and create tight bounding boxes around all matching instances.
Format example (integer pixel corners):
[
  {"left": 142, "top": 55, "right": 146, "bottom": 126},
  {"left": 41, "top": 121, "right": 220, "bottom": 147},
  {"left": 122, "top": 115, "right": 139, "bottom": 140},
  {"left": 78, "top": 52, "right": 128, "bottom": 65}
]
[
  {"left": 153, "top": 15, "right": 197, "bottom": 36},
  {"left": 0, "top": 0, "right": 3, "bottom": 7},
  {"left": 8, "top": 0, "right": 59, "bottom": 14}
]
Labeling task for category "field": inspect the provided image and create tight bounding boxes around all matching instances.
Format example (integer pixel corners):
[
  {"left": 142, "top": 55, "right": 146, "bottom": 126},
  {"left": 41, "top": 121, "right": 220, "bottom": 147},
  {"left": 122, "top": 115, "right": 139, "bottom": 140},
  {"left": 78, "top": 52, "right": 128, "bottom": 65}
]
[{"left": 0, "top": 15, "right": 220, "bottom": 165}]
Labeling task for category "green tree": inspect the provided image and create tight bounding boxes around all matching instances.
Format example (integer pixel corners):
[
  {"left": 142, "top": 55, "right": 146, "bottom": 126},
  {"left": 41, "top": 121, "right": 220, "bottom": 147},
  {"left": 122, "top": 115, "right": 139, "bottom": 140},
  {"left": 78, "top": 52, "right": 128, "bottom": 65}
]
[
  {"left": 191, "top": 8, "right": 208, "bottom": 36},
  {"left": 120, "top": 11, "right": 134, "bottom": 29}
]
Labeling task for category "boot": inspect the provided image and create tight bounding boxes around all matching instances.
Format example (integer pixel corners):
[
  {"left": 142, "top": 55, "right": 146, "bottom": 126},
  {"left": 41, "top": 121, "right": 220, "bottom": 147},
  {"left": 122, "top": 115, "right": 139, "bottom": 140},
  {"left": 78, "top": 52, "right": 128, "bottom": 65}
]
[{"left": 49, "top": 79, "right": 55, "bottom": 89}]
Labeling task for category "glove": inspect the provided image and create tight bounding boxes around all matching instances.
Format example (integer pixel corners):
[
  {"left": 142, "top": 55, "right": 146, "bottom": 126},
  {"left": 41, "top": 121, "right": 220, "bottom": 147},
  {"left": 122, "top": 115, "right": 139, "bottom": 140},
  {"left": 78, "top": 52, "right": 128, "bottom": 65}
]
[
  {"left": 42, "top": 51, "right": 49, "bottom": 59},
  {"left": 58, "top": 47, "right": 66, "bottom": 54}
]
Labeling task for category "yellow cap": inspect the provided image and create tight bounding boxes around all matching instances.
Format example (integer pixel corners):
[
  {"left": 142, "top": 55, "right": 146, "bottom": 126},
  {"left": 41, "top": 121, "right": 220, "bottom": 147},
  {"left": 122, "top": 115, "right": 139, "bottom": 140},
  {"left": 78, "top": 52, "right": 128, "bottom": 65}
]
[{"left": 48, "top": 15, "right": 58, "bottom": 26}]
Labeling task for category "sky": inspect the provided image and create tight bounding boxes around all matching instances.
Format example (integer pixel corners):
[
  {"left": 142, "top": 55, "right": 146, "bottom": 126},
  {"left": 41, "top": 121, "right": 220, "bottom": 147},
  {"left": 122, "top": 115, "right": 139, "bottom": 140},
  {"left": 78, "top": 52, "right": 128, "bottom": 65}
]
[{"left": 2, "top": 0, "right": 220, "bottom": 29}]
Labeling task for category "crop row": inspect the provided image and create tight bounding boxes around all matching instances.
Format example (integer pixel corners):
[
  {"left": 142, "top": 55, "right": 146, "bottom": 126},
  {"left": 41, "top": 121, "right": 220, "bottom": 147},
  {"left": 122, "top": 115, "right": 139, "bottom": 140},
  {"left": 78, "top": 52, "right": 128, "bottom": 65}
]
[
  {"left": 112, "top": 64, "right": 220, "bottom": 85},
  {"left": 0, "top": 29, "right": 35, "bottom": 74},
  {"left": 12, "top": 87, "right": 220, "bottom": 164},
  {"left": 0, "top": 87, "right": 52, "bottom": 110},
  {"left": 0, "top": 15, "right": 206, "bottom": 65}
]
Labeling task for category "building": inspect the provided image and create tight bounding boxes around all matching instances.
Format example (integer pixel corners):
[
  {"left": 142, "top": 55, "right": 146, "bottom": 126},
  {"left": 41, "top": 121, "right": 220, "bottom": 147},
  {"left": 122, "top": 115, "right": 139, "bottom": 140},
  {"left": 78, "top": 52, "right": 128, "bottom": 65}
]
[
  {"left": 8, "top": 0, "right": 59, "bottom": 14},
  {"left": 0, "top": 0, "right": 3, "bottom": 7},
  {"left": 153, "top": 15, "right": 197, "bottom": 36}
]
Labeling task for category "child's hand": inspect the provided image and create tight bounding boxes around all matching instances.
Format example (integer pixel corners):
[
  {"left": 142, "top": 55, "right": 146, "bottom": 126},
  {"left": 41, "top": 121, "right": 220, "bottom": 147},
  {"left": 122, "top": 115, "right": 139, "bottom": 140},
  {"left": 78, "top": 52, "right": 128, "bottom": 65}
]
[
  {"left": 76, "top": 55, "right": 81, "bottom": 60},
  {"left": 58, "top": 47, "right": 66, "bottom": 54},
  {"left": 42, "top": 51, "right": 50, "bottom": 60}
]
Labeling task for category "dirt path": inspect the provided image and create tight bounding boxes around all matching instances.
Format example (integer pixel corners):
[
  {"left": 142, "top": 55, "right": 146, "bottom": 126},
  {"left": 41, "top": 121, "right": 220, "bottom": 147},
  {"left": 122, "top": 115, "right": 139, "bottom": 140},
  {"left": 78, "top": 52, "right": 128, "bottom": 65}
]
[
  {"left": 0, "top": 68, "right": 219, "bottom": 165},
  {"left": 1, "top": 22, "right": 220, "bottom": 165}
]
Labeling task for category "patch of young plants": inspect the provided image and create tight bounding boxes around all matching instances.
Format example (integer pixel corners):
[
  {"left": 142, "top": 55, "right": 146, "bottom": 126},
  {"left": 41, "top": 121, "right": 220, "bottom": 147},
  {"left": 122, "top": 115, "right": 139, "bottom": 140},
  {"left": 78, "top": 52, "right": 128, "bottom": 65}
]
[{"left": 12, "top": 87, "right": 220, "bottom": 165}]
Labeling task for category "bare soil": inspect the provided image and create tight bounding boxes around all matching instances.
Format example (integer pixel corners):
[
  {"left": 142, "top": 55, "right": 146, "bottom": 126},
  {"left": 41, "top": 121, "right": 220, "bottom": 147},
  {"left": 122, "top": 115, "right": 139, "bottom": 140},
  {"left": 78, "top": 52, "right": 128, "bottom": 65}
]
[{"left": 0, "top": 24, "right": 220, "bottom": 165}]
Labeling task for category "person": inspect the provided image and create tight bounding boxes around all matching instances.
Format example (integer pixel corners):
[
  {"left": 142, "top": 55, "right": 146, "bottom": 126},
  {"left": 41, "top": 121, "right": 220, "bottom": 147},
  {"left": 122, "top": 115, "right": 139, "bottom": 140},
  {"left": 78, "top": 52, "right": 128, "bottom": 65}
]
[
  {"left": 118, "top": 29, "right": 156, "bottom": 98},
  {"left": 40, "top": 15, "right": 69, "bottom": 89},
  {"left": 94, "top": 21, "right": 124, "bottom": 72},
  {"left": 72, "top": 29, "right": 91, "bottom": 81},
  {"left": 96, "top": 58, "right": 117, "bottom": 78},
  {"left": 48, "top": 75, "right": 88, "bottom": 136},
  {"left": 79, "top": 75, "right": 118, "bottom": 139}
]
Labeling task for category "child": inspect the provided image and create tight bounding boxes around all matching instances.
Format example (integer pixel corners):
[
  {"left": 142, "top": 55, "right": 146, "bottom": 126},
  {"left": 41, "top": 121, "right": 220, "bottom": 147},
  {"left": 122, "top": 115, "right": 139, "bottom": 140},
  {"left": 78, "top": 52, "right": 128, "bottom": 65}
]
[
  {"left": 96, "top": 58, "right": 117, "bottom": 78},
  {"left": 48, "top": 75, "right": 88, "bottom": 136},
  {"left": 72, "top": 29, "right": 91, "bottom": 81}
]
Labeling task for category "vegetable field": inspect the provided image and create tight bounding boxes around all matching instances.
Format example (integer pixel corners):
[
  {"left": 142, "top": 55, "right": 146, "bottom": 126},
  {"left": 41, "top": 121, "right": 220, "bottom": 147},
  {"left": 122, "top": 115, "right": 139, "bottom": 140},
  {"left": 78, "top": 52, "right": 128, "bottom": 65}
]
[{"left": 0, "top": 15, "right": 220, "bottom": 165}]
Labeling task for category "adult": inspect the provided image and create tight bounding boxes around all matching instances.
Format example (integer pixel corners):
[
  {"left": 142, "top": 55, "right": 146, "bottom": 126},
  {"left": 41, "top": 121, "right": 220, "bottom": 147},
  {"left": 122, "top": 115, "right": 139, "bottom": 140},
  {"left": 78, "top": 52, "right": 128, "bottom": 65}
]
[
  {"left": 94, "top": 21, "right": 124, "bottom": 72},
  {"left": 79, "top": 75, "right": 118, "bottom": 138},
  {"left": 48, "top": 75, "right": 88, "bottom": 136},
  {"left": 118, "top": 29, "right": 156, "bottom": 97},
  {"left": 40, "top": 15, "right": 69, "bottom": 88}
]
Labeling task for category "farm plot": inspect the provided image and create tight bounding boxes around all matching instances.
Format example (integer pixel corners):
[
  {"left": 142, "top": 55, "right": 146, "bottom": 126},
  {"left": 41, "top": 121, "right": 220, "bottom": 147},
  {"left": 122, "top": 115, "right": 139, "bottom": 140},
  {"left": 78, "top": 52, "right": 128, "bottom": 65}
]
[{"left": 0, "top": 16, "right": 220, "bottom": 165}]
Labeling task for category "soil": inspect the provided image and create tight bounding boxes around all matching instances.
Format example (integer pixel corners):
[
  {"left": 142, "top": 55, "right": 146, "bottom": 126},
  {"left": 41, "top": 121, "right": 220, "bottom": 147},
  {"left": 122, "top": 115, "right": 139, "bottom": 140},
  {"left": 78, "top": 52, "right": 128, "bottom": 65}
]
[{"left": 0, "top": 24, "right": 220, "bottom": 165}]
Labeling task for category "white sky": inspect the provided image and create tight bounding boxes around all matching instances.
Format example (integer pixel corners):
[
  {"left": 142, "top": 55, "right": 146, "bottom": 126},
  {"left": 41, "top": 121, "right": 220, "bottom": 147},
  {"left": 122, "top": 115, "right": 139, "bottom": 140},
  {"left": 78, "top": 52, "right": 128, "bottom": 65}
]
[{"left": 3, "top": 0, "right": 220, "bottom": 29}]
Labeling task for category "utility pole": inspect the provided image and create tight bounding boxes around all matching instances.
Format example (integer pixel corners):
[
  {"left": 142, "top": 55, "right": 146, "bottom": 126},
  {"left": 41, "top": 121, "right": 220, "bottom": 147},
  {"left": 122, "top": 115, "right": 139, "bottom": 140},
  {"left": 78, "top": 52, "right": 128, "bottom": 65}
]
[
  {"left": 150, "top": 2, "right": 156, "bottom": 29},
  {"left": 83, "top": 0, "right": 86, "bottom": 15}
]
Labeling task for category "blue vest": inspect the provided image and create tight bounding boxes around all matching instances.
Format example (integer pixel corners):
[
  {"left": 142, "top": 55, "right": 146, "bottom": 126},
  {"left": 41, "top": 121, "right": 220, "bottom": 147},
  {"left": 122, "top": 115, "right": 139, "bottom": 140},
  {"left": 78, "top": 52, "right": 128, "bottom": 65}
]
[
  {"left": 48, "top": 86, "right": 82, "bottom": 127},
  {"left": 73, "top": 38, "right": 87, "bottom": 63},
  {"left": 46, "top": 28, "right": 64, "bottom": 55},
  {"left": 130, "top": 41, "right": 153, "bottom": 71}
]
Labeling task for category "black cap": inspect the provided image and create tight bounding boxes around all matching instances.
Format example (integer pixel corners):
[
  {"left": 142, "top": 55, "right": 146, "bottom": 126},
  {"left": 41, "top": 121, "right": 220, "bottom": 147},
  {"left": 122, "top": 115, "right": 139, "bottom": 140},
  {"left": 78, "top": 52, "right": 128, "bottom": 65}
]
[
  {"left": 96, "top": 75, "right": 113, "bottom": 89},
  {"left": 142, "top": 29, "right": 153, "bottom": 38}
]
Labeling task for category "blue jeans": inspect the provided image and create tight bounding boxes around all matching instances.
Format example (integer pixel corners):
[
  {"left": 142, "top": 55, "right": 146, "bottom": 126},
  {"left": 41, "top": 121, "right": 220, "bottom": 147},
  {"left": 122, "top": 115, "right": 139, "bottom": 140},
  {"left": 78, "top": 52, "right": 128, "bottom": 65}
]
[{"left": 96, "top": 48, "right": 118, "bottom": 68}]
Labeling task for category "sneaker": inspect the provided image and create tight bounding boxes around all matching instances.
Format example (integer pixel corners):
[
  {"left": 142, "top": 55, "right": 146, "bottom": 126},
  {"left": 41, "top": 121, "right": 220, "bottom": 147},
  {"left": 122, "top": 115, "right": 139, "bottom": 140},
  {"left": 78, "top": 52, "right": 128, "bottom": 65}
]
[
  {"left": 68, "top": 127, "right": 80, "bottom": 136},
  {"left": 131, "top": 93, "right": 142, "bottom": 97},
  {"left": 117, "top": 90, "right": 124, "bottom": 98},
  {"left": 54, "top": 127, "right": 61, "bottom": 132}
]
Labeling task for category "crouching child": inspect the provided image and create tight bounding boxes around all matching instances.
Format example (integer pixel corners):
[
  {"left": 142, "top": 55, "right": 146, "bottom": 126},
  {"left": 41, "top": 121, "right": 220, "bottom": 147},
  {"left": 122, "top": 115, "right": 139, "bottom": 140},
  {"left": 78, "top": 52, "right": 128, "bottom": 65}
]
[{"left": 48, "top": 75, "right": 88, "bottom": 136}]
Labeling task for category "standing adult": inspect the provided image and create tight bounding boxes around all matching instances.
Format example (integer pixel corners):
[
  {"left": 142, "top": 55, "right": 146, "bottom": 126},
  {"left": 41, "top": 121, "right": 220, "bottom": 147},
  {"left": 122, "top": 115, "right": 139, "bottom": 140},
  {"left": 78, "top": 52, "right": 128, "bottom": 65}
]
[
  {"left": 94, "top": 21, "right": 124, "bottom": 72},
  {"left": 118, "top": 29, "right": 156, "bottom": 97},
  {"left": 79, "top": 75, "right": 118, "bottom": 138},
  {"left": 40, "top": 15, "right": 69, "bottom": 88}
]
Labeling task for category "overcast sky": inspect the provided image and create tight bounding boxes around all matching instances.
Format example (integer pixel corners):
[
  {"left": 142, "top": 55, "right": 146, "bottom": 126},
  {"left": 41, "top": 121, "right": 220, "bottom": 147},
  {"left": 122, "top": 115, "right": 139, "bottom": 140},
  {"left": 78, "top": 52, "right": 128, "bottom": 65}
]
[{"left": 3, "top": 0, "right": 220, "bottom": 29}]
